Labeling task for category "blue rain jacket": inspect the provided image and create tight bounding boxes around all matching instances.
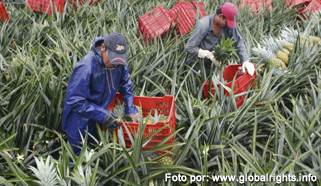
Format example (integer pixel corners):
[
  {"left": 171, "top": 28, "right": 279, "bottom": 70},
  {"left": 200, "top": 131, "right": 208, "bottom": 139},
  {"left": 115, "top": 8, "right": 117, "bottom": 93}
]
[{"left": 62, "top": 37, "right": 138, "bottom": 139}]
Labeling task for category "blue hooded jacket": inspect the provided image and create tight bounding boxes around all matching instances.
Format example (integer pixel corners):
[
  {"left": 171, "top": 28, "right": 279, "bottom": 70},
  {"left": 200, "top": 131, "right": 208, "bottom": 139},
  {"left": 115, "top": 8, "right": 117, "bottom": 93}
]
[{"left": 62, "top": 37, "right": 138, "bottom": 139}]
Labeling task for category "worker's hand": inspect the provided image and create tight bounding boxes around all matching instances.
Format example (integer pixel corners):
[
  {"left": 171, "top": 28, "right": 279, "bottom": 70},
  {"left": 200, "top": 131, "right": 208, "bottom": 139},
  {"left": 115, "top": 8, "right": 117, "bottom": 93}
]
[
  {"left": 242, "top": 61, "right": 255, "bottom": 76},
  {"left": 102, "top": 111, "right": 120, "bottom": 131},
  {"left": 198, "top": 49, "right": 215, "bottom": 62},
  {"left": 129, "top": 113, "right": 140, "bottom": 123}
]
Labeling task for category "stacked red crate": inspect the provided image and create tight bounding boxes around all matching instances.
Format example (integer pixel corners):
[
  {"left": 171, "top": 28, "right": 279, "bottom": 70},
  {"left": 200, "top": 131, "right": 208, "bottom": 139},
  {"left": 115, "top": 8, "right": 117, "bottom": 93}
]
[
  {"left": 191, "top": 1, "right": 207, "bottom": 18},
  {"left": 168, "top": 1, "right": 206, "bottom": 36},
  {"left": 284, "top": 0, "right": 311, "bottom": 7},
  {"left": 0, "top": 2, "right": 10, "bottom": 22},
  {"left": 27, "top": 0, "right": 65, "bottom": 15},
  {"left": 138, "top": 5, "right": 173, "bottom": 44},
  {"left": 300, "top": 0, "right": 321, "bottom": 17},
  {"left": 238, "top": 0, "right": 272, "bottom": 14}
]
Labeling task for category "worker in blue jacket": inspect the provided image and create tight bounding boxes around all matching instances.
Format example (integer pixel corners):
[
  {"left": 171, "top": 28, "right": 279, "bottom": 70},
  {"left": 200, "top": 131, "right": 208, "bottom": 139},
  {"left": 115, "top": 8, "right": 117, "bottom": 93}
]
[
  {"left": 62, "top": 33, "right": 139, "bottom": 156},
  {"left": 185, "top": 2, "right": 255, "bottom": 77}
]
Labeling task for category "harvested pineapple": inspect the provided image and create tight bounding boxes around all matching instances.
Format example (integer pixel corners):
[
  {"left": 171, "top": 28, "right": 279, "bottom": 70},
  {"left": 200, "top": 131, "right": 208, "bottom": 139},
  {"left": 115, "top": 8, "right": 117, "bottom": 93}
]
[
  {"left": 261, "top": 37, "right": 290, "bottom": 65},
  {"left": 283, "top": 42, "right": 294, "bottom": 51},
  {"left": 309, "top": 36, "right": 321, "bottom": 45},
  {"left": 113, "top": 100, "right": 126, "bottom": 121},
  {"left": 268, "top": 57, "right": 286, "bottom": 69},
  {"left": 252, "top": 44, "right": 286, "bottom": 69},
  {"left": 212, "top": 34, "right": 237, "bottom": 65},
  {"left": 276, "top": 50, "right": 289, "bottom": 64},
  {"left": 157, "top": 156, "right": 173, "bottom": 165},
  {"left": 113, "top": 102, "right": 168, "bottom": 124},
  {"left": 143, "top": 110, "right": 168, "bottom": 124},
  {"left": 281, "top": 48, "right": 290, "bottom": 55},
  {"left": 136, "top": 105, "right": 143, "bottom": 116}
]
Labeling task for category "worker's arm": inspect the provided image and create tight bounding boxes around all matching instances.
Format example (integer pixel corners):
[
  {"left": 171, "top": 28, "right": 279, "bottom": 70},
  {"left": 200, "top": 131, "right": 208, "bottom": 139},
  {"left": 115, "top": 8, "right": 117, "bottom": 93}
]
[
  {"left": 65, "top": 62, "right": 108, "bottom": 124},
  {"left": 231, "top": 28, "right": 249, "bottom": 63},
  {"left": 185, "top": 18, "right": 210, "bottom": 56},
  {"left": 118, "top": 66, "right": 138, "bottom": 116}
]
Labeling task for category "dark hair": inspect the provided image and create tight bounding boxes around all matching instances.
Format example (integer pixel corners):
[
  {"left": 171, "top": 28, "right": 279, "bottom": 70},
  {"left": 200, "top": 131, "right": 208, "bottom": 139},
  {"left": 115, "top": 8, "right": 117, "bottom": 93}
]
[{"left": 216, "top": 8, "right": 226, "bottom": 19}]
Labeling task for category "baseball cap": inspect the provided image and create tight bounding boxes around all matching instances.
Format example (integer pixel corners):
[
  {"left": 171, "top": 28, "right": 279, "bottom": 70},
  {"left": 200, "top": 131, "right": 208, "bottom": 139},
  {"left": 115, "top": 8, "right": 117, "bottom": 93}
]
[
  {"left": 220, "top": 2, "right": 238, "bottom": 29},
  {"left": 104, "top": 33, "right": 128, "bottom": 66}
]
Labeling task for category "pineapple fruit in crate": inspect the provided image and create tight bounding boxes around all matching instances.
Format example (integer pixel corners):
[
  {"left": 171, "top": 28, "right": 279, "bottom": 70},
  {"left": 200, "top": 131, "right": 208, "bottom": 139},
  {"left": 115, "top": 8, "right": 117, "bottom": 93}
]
[
  {"left": 113, "top": 100, "right": 142, "bottom": 122},
  {"left": 252, "top": 44, "right": 286, "bottom": 69},
  {"left": 113, "top": 101, "right": 168, "bottom": 124},
  {"left": 143, "top": 109, "right": 169, "bottom": 124}
]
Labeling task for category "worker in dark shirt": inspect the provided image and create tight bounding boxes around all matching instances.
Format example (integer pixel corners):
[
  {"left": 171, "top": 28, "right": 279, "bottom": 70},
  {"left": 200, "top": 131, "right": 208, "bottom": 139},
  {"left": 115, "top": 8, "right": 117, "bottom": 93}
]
[{"left": 185, "top": 2, "right": 255, "bottom": 77}]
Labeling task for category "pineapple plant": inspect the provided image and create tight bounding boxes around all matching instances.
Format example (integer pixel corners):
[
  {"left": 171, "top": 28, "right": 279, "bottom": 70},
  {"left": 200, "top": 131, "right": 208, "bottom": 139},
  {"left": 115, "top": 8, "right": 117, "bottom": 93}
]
[{"left": 157, "top": 156, "right": 173, "bottom": 165}]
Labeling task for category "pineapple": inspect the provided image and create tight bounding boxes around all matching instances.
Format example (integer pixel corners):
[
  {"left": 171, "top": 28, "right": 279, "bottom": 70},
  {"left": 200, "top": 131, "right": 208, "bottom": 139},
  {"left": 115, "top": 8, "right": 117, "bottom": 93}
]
[
  {"left": 284, "top": 43, "right": 294, "bottom": 51},
  {"left": 252, "top": 44, "right": 286, "bottom": 69},
  {"left": 276, "top": 50, "right": 289, "bottom": 64},
  {"left": 157, "top": 156, "right": 173, "bottom": 165},
  {"left": 113, "top": 100, "right": 126, "bottom": 121},
  {"left": 309, "top": 36, "right": 321, "bottom": 45},
  {"left": 268, "top": 57, "right": 286, "bottom": 69},
  {"left": 262, "top": 37, "right": 289, "bottom": 64},
  {"left": 143, "top": 109, "right": 168, "bottom": 124},
  {"left": 143, "top": 117, "right": 154, "bottom": 124},
  {"left": 136, "top": 105, "right": 143, "bottom": 116},
  {"left": 213, "top": 34, "right": 236, "bottom": 65},
  {"left": 282, "top": 48, "right": 290, "bottom": 55}
]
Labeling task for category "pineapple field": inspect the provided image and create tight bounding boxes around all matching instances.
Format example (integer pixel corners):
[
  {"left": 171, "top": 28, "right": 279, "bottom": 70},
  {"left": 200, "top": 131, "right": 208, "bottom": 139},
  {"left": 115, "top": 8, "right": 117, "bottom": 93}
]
[{"left": 0, "top": 0, "right": 321, "bottom": 185}]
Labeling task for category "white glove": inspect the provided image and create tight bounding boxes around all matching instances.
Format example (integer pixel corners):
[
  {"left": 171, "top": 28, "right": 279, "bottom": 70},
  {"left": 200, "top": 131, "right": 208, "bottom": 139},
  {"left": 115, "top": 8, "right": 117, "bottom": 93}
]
[
  {"left": 242, "top": 61, "right": 255, "bottom": 76},
  {"left": 198, "top": 49, "right": 215, "bottom": 62}
]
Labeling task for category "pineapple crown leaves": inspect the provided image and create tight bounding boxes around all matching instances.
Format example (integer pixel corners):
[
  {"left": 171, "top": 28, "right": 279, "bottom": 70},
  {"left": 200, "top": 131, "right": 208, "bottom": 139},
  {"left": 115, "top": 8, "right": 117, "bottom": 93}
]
[
  {"left": 252, "top": 43, "right": 275, "bottom": 61},
  {"left": 29, "top": 156, "right": 59, "bottom": 186},
  {"left": 281, "top": 27, "right": 299, "bottom": 43},
  {"left": 113, "top": 99, "right": 126, "bottom": 119},
  {"left": 261, "top": 36, "right": 282, "bottom": 52},
  {"left": 147, "top": 109, "right": 165, "bottom": 124},
  {"left": 213, "top": 34, "right": 236, "bottom": 63}
]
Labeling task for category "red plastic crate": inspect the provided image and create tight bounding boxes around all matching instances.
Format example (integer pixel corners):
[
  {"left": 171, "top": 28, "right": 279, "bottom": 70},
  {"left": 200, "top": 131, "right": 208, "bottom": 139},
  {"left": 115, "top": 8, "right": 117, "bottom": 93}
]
[
  {"left": 203, "top": 65, "right": 257, "bottom": 108},
  {"left": 238, "top": 0, "right": 272, "bottom": 14},
  {"left": 27, "top": 0, "right": 65, "bottom": 16},
  {"left": 300, "top": 0, "right": 321, "bottom": 17},
  {"left": 284, "top": 0, "right": 311, "bottom": 7},
  {"left": 0, "top": 2, "right": 9, "bottom": 22},
  {"left": 107, "top": 93, "right": 176, "bottom": 151},
  {"left": 191, "top": 1, "right": 207, "bottom": 18},
  {"left": 138, "top": 5, "right": 173, "bottom": 44},
  {"left": 168, "top": 1, "right": 197, "bottom": 35}
]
